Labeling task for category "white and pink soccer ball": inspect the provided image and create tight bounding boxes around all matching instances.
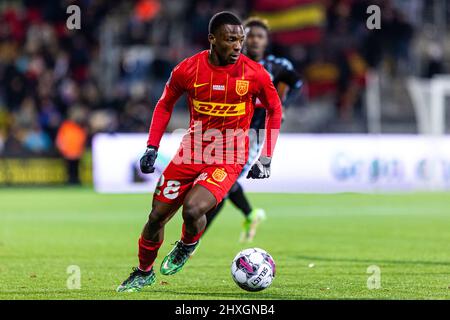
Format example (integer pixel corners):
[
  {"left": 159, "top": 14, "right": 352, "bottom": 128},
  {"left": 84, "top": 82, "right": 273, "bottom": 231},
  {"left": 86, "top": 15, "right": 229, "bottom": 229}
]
[{"left": 231, "top": 248, "right": 276, "bottom": 292}]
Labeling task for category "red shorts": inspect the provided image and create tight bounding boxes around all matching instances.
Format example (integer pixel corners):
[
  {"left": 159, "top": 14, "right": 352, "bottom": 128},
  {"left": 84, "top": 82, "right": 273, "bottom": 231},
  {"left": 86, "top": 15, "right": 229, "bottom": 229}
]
[{"left": 153, "top": 161, "right": 244, "bottom": 205}]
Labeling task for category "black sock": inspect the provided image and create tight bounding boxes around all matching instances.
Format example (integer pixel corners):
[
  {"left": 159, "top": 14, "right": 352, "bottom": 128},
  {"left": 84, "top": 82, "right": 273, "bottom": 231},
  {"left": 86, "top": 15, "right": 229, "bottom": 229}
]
[
  {"left": 204, "top": 200, "right": 226, "bottom": 232},
  {"left": 229, "top": 182, "right": 252, "bottom": 217}
]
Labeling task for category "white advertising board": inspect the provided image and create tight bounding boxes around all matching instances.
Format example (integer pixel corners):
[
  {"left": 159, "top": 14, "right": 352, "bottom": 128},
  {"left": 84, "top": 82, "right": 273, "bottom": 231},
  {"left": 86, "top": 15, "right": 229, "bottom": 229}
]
[{"left": 92, "top": 133, "right": 450, "bottom": 193}]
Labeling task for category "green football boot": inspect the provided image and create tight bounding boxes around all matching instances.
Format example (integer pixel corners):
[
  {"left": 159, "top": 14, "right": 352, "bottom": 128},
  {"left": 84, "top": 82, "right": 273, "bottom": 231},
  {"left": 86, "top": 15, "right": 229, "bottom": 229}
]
[
  {"left": 240, "top": 208, "right": 266, "bottom": 243},
  {"left": 116, "top": 267, "right": 156, "bottom": 292},
  {"left": 160, "top": 241, "right": 199, "bottom": 275}
]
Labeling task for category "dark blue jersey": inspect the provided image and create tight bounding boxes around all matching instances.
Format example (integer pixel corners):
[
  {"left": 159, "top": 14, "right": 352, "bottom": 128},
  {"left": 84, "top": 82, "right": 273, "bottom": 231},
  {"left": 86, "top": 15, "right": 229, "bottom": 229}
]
[{"left": 251, "top": 54, "right": 302, "bottom": 131}]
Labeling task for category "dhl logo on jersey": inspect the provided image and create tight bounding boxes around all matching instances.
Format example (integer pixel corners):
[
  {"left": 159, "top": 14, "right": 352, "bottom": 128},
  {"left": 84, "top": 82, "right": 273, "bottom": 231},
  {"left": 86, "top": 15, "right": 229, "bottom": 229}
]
[{"left": 192, "top": 99, "right": 246, "bottom": 117}]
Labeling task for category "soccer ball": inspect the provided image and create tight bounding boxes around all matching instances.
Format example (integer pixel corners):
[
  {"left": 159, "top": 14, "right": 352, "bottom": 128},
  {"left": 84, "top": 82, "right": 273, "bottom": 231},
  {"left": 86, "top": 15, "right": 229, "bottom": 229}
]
[{"left": 230, "top": 248, "right": 276, "bottom": 292}]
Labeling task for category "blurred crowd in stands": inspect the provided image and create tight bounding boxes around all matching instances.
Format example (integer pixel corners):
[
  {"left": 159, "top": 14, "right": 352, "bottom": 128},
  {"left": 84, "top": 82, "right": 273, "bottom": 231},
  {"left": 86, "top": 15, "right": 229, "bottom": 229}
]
[{"left": 0, "top": 0, "right": 442, "bottom": 159}]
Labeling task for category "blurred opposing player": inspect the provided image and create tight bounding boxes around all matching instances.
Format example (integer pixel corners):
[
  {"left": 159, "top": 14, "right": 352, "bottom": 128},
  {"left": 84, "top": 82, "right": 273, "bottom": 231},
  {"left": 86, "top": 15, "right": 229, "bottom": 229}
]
[
  {"left": 204, "top": 17, "right": 302, "bottom": 242},
  {"left": 117, "top": 12, "right": 282, "bottom": 292}
]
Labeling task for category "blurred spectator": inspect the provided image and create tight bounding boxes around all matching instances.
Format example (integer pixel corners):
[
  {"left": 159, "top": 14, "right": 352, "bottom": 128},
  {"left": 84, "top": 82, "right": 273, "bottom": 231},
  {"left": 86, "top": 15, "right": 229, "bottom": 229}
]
[
  {"left": 56, "top": 107, "right": 88, "bottom": 185},
  {"left": 23, "top": 121, "right": 52, "bottom": 154},
  {"left": 0, "top": 0, "right": 428, "bottom": 155}
]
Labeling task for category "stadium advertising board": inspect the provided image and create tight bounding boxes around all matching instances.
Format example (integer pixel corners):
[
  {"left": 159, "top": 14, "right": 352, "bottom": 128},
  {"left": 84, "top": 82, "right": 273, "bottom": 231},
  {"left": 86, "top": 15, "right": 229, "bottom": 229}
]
[
  {"left": 0, "top": 158, "right": 67, "bottom": 185},
  {"left": 92, "top": 133, "right": 450, "bottom": 193},
  {"left": 0, "top": 156, "right": 92, "bottom": 186}
]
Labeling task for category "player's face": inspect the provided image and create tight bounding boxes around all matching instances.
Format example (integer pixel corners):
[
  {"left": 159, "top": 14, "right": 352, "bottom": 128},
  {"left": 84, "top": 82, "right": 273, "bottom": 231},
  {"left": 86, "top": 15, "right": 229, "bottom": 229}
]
[
  {"left": 210, "top": 24, "right": 245, "bottom": 65},
  {"left": 244, "top": 26, "right": 268, "bottom": 60}
]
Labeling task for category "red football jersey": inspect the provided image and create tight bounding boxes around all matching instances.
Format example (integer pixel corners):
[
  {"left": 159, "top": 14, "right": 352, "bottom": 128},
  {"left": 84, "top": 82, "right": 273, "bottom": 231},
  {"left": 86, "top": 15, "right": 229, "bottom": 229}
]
[{"left": 147, "top": 50, "right": 282, "bottom": 164}]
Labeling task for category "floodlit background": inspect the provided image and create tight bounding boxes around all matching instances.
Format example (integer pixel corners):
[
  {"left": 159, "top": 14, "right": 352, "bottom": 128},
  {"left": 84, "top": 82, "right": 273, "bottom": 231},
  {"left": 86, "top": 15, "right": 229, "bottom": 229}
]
[
  {"left": 0, "top": 0, "right": 450, "bottom": 300},
  {"left": 1, "top": 0, "right": 450, "bottom": 187}
]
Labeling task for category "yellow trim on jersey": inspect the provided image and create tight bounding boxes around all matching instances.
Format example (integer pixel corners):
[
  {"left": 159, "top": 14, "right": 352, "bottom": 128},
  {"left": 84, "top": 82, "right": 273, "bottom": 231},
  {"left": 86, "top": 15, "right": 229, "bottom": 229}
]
[
  {"left": 193, "top": 99, "right": 246, "bottom": 117},
  {"left": 221, "top": 74, "right": 230, "bottom": 130},
  {"left": 206, "top": 178, "right": 220, "bottom": 187},
  {"left": 194, "top": 58, "right": 200, "bottom": 97},
  {"left": 194, "top": 82, "right": 209, "bottom": 88}
]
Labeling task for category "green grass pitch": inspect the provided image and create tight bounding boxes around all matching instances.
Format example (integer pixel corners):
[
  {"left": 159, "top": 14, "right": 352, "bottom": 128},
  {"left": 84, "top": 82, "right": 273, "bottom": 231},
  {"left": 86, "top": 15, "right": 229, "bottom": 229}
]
[{"left": 0, "top": 188, "right": 449, "bottom": 300}]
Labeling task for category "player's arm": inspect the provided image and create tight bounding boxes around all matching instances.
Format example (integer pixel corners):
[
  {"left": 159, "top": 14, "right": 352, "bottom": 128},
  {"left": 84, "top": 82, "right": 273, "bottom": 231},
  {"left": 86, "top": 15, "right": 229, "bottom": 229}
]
[
  {"left": 247, "top": 68, "right": 282, "bottom": 179},
  {"left": 140, "top": 63, "right": 186, "bottom": 174}
]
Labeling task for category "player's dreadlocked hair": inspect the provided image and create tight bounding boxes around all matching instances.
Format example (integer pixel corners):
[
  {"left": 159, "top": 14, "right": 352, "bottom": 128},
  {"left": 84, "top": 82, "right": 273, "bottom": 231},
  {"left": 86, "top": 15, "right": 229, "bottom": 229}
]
[
  {"left": 208, "top": 11, "right": 242, "bottom": 35},
  {"left": 243, "top": 17, "right": 270, "bottom": 32}
]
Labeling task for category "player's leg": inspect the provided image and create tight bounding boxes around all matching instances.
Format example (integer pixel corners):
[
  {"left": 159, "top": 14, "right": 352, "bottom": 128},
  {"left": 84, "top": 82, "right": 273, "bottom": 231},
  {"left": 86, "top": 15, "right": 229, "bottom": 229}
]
[
  {"left": 204, "top": 198, "right": 226, "bottom": 232},
  {"left": 139, "top": 200, "right": 181, "bottom": 269},
  {"left": 236, "top": 129, "right": 267, "bottom": 242},
  {"left": 160, "top": 184, "right": 216, "bottom": 275},
  {"left": 182, "top": 184, "right": 217, "bottom": 239},
  {"left": 228, "top": 182, "right": 266, "bottom": 242},
  {"left": 228, "top": 182, "right": 252, "bottom": 217},
  {"left": 117, "top": 200, "right": 180, "bottom": 292},
  {"left": 117, "top": 161, "right": 194, "bottom": 291}
]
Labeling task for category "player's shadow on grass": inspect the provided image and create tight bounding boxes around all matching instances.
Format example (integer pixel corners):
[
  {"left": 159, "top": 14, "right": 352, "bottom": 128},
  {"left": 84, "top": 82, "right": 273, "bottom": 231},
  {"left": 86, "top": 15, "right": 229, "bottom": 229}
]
[{"left": 294, "top": 255, "right": 450, "bottom": 267}]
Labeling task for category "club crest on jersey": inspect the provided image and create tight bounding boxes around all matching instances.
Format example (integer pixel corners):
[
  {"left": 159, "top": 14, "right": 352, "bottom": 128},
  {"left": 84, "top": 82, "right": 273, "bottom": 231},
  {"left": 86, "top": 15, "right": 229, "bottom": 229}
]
[
  {"left": 212, "top": 168, "right": 227, "bottom": 182},
  {"left": 235, "top": 80, "right": 249, "bottom": 96}
]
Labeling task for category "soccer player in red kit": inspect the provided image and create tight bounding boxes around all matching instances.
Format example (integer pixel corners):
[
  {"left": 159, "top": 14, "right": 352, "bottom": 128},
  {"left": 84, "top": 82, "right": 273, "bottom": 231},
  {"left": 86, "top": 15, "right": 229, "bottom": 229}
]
[
  {"left": 204, "top": 17, "right": 302, "bottom": 242},
  {"left": 117, "top": 11, "right": 282, "bottom": 292}
]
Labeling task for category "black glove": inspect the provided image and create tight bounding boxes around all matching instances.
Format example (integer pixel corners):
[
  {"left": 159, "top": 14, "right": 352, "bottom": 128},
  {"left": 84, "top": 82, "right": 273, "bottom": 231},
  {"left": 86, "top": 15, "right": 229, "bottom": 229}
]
[
  {"left": 140, "top": 146, "right": 158, "bottom": 174},
  {"left": 246, "top": 156, "right": 271, "bottom": 179}
]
